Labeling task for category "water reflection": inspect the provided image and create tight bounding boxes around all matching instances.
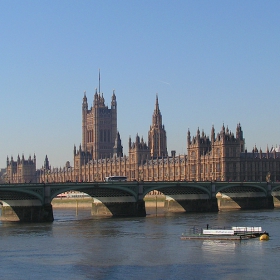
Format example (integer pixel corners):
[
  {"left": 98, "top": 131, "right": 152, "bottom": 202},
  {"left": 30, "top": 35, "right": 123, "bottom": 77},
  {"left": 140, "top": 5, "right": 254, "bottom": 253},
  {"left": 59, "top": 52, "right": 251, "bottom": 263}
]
[
  {"left": 201, "top": 239, "right": 238, "bottom": 253},
  {"left": 0, "top": 209, "right": 280, "bottom": 280}
]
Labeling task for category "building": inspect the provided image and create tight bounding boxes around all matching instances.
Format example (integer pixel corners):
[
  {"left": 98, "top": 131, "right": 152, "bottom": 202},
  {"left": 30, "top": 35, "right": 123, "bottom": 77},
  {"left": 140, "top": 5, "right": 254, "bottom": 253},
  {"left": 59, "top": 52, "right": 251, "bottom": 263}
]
[
  {"left": 82, "top": 88, "right": 117, "bottom": 159},
  {"left": 5, "top": 78, "right": 280, "bottom": 184},
  {"left": 35, "top": 92, "right": 279, "bottom": 183},
  {"left": 6, "top": 155, "right": 36, "bottom": 183}
]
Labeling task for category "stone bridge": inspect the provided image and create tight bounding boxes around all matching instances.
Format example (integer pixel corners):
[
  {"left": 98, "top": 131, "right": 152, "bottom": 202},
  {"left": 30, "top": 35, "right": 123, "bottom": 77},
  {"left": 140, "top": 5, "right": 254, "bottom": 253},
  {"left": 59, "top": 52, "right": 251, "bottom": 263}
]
[{"left": 0, "top": 181, "right": 279, "bottom": 222}]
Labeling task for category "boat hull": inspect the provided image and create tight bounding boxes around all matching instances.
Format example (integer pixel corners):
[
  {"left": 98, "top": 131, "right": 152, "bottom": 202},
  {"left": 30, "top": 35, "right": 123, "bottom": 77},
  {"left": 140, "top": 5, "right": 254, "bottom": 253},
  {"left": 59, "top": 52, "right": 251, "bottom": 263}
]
[
  {"left": 180, "top": 234, "right": 259, "bottom": 240},
  {"left": 181, "top": 226, "right": 268, "bottom": 241}
]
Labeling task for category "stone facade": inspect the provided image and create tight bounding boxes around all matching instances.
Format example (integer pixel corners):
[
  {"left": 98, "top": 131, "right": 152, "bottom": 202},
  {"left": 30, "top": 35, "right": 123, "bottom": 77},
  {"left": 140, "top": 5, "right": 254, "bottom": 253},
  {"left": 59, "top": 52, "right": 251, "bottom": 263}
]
[
  {"left": 6, "top": 155, "right": 36, "bottom": 183},
  {"left": 82, "top": 88, "right": 117, "bottom": 160},
  {"left": 5, "top": 86, "right": 280, "bottom": 184}
]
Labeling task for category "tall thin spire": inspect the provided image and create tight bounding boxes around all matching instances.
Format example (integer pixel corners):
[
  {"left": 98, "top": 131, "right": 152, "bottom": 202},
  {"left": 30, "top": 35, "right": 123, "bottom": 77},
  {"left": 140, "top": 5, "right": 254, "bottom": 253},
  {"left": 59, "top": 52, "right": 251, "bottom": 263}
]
[
  {"left": 155, "top": 93, "right": 159, "bottom": 113},
  {"left": 98, "top": 69, "right": 100, "bottom": 94}
]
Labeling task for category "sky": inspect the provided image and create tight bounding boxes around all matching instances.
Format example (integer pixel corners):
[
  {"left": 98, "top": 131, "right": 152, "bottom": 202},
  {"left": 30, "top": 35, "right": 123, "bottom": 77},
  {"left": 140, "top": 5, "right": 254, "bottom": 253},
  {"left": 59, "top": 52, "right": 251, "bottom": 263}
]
[{"left": 1, "top": 0, "right": 280, "bottom": 169}]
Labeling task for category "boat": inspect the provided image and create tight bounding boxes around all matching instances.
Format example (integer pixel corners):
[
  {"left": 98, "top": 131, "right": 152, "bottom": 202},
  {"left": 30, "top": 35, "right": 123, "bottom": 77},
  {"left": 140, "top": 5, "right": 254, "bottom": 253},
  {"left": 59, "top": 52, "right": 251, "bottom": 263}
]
[{"left": 181, "top": 226, "right": 269, "bottom": 241}]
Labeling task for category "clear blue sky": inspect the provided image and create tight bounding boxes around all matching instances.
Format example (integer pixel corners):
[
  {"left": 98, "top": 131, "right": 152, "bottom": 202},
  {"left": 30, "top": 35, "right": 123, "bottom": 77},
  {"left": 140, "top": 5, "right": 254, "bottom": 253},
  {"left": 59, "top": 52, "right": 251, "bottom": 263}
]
[{"left": 1, "top": 0, "right": 280, "bottom": 169}]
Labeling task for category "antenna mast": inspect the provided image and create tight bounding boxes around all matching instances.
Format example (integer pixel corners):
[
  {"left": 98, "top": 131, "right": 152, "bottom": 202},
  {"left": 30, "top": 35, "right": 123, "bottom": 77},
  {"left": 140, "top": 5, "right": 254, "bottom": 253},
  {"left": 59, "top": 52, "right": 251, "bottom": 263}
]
[{"left": 98, "top": 69, "right": 100, "bottom": 94}]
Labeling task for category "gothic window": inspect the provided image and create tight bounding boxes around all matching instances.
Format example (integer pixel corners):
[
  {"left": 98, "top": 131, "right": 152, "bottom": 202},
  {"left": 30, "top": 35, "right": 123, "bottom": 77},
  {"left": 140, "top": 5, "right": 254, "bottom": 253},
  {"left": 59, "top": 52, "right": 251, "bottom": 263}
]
[
  {"left": 216, "top": 163, "right": 220, "bottom": 172},
  {"left": 216, "top": 148, "right": 220, "bottom": 157},
  {"left": 191, "top": 165, "right": 195, "bottom": 174}
]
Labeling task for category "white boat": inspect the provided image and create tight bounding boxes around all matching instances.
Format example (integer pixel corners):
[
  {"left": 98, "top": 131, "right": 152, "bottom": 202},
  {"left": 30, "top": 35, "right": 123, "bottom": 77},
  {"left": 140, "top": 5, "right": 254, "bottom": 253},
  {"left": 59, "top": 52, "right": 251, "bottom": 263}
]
[{"left": 181, "top": 226, "right": 269, "bottom": 240}]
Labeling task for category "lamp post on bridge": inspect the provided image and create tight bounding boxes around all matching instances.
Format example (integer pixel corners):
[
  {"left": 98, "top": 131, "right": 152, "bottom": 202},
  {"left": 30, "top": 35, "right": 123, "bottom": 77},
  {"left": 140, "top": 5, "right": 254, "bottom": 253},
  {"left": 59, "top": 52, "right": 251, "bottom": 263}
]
[
  {"left": 138, "top": 170, "right": 143, "bottom": 181},
  {"left": 94, "top": 173, "right": 99, "bottom": 182}
]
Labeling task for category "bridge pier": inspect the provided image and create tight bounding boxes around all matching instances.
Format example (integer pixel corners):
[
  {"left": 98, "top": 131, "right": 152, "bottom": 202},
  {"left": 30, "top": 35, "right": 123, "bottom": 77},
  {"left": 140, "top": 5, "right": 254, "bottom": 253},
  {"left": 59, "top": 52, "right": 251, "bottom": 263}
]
[
  {"left": 217, "top": 196, "right": 274, "bottom": 210},
  {"left": 273, "top": 196, "right": 280, "bottom": 207},
  {"left": 91, "top": 200, "right": 146, "bottom": 217},
  {"left": 164, "top": 198, "right": 218, "bottom": 213},
  {"left": 1, "top": 203, "right": 54, "bottom": 222}
]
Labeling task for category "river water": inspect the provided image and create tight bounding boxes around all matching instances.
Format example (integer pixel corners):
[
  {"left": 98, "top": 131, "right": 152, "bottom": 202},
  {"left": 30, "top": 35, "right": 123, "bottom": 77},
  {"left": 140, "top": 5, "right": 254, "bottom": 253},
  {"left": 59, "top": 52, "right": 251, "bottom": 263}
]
[{"left": 0, "top": 207, "right": 279, "bottom": 280}]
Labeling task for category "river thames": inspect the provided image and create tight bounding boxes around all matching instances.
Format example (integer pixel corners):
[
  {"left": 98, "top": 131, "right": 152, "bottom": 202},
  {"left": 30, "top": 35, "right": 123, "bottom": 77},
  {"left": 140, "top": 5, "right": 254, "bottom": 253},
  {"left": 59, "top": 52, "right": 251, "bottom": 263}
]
[{"left": 0, "top": 207, "right": 279, "bottom": 280}]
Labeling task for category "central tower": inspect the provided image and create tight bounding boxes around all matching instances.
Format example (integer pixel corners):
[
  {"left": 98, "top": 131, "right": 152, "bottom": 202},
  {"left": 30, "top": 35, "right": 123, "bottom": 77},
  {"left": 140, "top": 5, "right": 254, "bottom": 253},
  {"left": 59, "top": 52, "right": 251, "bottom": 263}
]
[{"left": 82, "top": 71, "right": 117, "bottom": 159}]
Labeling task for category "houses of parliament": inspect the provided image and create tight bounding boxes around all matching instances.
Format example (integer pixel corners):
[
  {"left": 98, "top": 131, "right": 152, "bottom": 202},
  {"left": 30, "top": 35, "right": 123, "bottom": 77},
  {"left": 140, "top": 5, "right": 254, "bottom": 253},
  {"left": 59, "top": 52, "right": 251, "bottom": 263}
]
[{"left": 5, "top": 79, "right": 280, "bottom": 184}]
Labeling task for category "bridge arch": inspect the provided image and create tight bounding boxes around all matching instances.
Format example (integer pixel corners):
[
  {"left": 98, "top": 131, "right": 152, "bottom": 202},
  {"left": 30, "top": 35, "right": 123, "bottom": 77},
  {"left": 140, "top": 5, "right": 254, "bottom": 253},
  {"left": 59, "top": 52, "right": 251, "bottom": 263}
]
[
  {"left": 0, "top": 187, "right": 43, "bottom": 203},
  {"left": 49, "top": 182, "right": 138, "bottom": 201},
  {"left": 142, "top": 182, "right": 212, "bottom": 198},
  {"left": 0, "top": 184, "right": 53, "bottom": 222},
  {"left": 214, "top": 182, "right": 273, "bottom": 210},
  {"left": 49, "top": 182, "right": 145, "bottom": 217},
  {"left": 215, "top": 183, "right": 268, "bottom": 196},
  {"left": 271, "top": 184, "right": 280, "bottom": 193},
  {"left": 142, "top": 182, "right": 217, "bottom": 213}
]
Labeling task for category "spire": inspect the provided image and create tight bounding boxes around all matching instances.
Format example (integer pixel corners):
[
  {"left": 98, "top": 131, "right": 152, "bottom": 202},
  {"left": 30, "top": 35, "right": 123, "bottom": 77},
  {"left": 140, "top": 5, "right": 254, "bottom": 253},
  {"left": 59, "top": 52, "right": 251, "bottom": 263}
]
[
  {"left": 149, "top": 94, "right": 167, "bottom": 158},
  {"left": 136, "top": 134, "right": 140, "bottom": 144},
  {"left": 98, "top": 68, "right": 100, "bottom": 94},
  {"left": 44, "top": 155, "right": 49, "bottom": 170},
  {"left": 152, "top": 94, "right": 162, "bottom": 127},
  {"left": 113, "top": 131, "right": 123, "bottom": 157},
  {"left": 155, "top": 93, "right": 159, "bottom": 113},
  {"left": 211, "top": 125, "right": 215, "bottom": 141}
]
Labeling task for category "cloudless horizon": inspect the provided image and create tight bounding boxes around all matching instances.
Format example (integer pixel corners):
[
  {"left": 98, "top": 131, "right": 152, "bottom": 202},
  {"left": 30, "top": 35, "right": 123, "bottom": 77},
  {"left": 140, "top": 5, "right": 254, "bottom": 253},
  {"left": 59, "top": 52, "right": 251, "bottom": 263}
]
[{"left": 1, "top": 0, "right": 280, "bottom": 169}]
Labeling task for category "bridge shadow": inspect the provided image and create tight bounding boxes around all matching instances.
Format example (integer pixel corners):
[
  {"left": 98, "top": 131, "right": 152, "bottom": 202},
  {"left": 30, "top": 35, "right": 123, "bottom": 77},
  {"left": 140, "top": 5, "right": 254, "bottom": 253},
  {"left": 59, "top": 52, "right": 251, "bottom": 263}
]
[{"left": 217, "top": 185, "right": 274, "bottom": 210}]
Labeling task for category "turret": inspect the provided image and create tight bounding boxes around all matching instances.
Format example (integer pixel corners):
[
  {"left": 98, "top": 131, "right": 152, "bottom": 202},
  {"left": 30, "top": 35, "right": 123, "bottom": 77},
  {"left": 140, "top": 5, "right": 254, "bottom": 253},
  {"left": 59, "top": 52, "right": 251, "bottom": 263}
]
[
  {"left": 187, "top": 129, "right": 191, "bottom": 146},
  {"left": 129, "top": 134, "right": 150, "bottom": 165},
  {"left": 93, "top": 88, "right": 98, "bottom": 107},
  {"left": 211, "top": 125, "right": 215, "bottom": 142},
  {"left": 44, "top": 155, "right": 49, "bottom": 170},
  {"left": 111, "top": 90, "right": 117, "bottom": 109},
  {"left": 113, "top": 131, "right": 123, "bottom": 157},
  {"left": 196, "top": 128, "right": 200, "bottom": 142}
]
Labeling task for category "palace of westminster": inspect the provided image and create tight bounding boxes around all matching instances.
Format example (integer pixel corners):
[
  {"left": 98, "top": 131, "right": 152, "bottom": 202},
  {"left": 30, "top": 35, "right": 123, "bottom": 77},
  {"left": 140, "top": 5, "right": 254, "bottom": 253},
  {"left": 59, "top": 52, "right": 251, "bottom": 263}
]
[{"left": 5, "top": 80, "right": 280, "bottom": 184}]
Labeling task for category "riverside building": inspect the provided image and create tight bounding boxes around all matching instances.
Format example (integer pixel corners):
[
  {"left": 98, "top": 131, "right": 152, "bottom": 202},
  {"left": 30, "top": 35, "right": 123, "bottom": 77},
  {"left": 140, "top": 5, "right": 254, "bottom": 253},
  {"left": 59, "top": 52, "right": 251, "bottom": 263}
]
[{"left": 5, "top": 80, "right": 280, "bottom": 183}]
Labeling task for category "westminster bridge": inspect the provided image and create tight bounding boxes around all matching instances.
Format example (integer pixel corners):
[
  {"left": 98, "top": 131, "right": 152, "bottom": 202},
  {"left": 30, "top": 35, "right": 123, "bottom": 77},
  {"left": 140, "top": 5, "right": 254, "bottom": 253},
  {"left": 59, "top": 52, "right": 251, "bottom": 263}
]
[{"left": 0, "top": 181, "right": 280, "bottom": 222}]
